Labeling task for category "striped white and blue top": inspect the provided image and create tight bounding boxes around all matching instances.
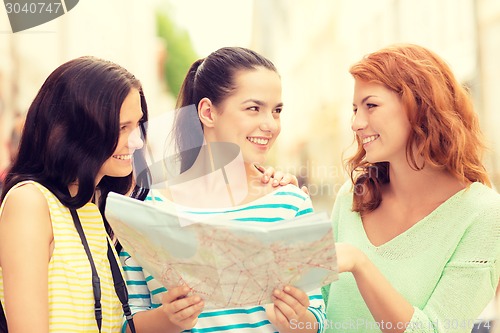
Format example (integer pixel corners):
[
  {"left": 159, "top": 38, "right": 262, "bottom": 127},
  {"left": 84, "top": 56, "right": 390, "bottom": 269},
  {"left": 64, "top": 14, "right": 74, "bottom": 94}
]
[{"left": 120, "top": 184, "right": 326, "bottom": 333}]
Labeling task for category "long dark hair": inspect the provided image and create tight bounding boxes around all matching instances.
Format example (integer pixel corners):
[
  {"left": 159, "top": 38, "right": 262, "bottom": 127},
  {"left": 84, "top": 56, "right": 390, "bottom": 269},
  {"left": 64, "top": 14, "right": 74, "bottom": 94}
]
[
  {"left": 172, "top": 47, "right": 278, "bottom": 173},
  {"left": 1, "top": 56, "right": 150, "bottom": 236}
]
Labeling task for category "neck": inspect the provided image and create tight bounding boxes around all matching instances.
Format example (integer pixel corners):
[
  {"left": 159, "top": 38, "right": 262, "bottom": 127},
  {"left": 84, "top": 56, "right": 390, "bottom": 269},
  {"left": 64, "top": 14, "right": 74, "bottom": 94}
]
[
  {"left": 68, "top": 182, "right": 79, "bottom": 197},
  {"left": 163, "top": 143, "right": 251, "bottom": 208},
  {"left": 386, "top": 161, "right": 466, "bottom": 203},
  {"left": 67, "top": 181, "right": 98, "bottom": 204}
]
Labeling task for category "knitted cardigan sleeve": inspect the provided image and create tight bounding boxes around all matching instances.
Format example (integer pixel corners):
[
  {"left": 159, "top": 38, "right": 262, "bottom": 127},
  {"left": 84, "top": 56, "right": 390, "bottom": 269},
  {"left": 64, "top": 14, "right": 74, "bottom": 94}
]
[
  {"left": 404, "top": 198, "right": 500, "bottom": 333},
  {"left": 321, "top": 181, "right": 350, "bottom": 308}
]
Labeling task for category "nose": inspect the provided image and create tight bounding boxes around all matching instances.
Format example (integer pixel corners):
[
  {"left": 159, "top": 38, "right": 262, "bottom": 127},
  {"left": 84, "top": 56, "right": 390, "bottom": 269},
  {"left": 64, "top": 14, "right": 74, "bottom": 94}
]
[
  {"left": 259, "top": 111, "right": 280, "bottom": 133},
  {"left": 128, "top": 127, "right": 144, "bottom": 150},
  {"left": 351, "top": 110, "right": 368, "bottom": 132}
]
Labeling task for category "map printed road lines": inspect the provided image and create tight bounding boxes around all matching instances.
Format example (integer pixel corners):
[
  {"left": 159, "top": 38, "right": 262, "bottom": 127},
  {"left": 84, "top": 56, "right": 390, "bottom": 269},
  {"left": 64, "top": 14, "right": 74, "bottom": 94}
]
[{"left": 106, "top": 192, "right": 338, "bottom": 309}]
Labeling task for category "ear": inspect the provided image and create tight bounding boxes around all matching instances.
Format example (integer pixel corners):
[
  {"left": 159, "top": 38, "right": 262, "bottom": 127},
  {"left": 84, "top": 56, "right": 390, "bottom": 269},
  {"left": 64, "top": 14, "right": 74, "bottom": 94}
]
[{"left": 198, "top": 97, "right": 216, "bottom": 128}]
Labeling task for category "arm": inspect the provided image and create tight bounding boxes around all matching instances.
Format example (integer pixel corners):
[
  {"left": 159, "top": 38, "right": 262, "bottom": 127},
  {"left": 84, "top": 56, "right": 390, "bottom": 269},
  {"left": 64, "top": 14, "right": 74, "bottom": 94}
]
[
  {"left": 120, "top": 251, "right": 154, "bottom": 317},
  {"left": 126, "top": 286, "right": 203, "bottom": 333},
  {"left": 336, "top": 243, "right": 414, "bottom": 332},
  {"left": 267, "top": 286, "right": 324, "bottom": 333},
  {"left": 120, "top": 253, "right": 204, "bottom": 333},
  {"left": 306, "top": 288, "right": 327, "bottom": 333},
  {"left": 0, "top": 185, "right": 53, "bottom": 333},
  {"left": 337, "top": 205, "right": 500, "bottom": 333},
  {"left": 321, "top": 181, "right": 347, "bottom": 309}
]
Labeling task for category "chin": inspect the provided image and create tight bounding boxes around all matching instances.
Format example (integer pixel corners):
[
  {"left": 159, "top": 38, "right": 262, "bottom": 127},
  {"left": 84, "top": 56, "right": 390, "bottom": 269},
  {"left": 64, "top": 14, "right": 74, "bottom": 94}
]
[
  {"left": 110, "top": 169, "right": 133, "bottom": 178},
  {"left": 242, "top": 153, "right": 265, "bottom": 164},
  {"left": 364, "top": 156, "right": 379, "bottom": 164},
  {"left": 249, "top": 158, "right": 266, "bottom": 166}
]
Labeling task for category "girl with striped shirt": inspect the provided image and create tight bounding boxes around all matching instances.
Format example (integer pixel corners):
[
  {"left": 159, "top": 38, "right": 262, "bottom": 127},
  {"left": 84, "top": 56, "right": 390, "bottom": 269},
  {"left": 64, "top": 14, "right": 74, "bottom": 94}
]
[{"left": 120, "top": 47, "right": 326, "bottom": 333}]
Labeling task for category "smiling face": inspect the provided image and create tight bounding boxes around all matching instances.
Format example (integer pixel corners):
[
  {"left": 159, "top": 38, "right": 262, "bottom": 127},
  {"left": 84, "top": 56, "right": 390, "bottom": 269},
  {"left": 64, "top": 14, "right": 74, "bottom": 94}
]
[
  {"left": 202, "top": 67, "right": 282, "bottom": 165},
  {"left": 352, "top": 79, "right": 412, "bottom": 164},
  {"left": 97, "top": 88, "right": 144, "bottom": 182}
]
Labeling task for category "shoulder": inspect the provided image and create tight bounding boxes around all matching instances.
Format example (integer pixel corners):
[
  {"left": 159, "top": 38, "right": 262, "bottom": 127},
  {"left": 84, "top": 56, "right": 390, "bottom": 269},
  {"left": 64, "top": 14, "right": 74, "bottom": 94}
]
[
  {"left": 458, "top": 183, "right": 500, "bottom": 219},
  {"left": 273, "top": 184, "right": 310, "bottom": 200},
  {"left": 145, "top": 189, "right": 169, "bottom": 202},
  {"left": 0, "top": 183, "right": 52, "bottom": 255},
  {"left": 2, "top": 182, "right": 49, "bottom": 213},
  {"left": 451, "top": 183, "right": 500, "bottom": 250},
  {"left": 332, "top": 180, "right": 354, "bottom": 207},
  {"left": 1, "top": 183, "right": 51, "bottom": 227},
  {"left": 469, "top": 182, "right": 500, "bottom": 204},
  {"left": 271, "top": 184, "right": 312, "bottom": 208},
  {"left": 337, "top": 179, "right": 353, "bottom": 196},
  {"left": 273, "top": 184, "right": 314, "bottom": 215}
]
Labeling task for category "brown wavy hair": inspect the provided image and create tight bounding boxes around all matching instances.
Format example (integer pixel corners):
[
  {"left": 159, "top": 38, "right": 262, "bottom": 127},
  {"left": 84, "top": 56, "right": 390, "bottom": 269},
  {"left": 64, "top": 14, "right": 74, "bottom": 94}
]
[{"left": 347, "top": 43, "right": 491, "bottom": 214}]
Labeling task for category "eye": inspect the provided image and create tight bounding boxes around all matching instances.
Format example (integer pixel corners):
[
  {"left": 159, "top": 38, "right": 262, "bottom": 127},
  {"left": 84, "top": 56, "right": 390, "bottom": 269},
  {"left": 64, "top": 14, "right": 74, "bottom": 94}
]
[
  {"left": 367, "top": 103, "right": 377, "bottom": 109},
  {"left": 120, "top": 125, "right": 128, "bottom": 131},
  {"left": 248, "top": 106, "right": 259, "bottom": 111},
  {"left": 352, "top": 107, "right": 358, "bottom": 114},
  {"left": 273, "top": 107, "right": 282, "bottom": 114}
]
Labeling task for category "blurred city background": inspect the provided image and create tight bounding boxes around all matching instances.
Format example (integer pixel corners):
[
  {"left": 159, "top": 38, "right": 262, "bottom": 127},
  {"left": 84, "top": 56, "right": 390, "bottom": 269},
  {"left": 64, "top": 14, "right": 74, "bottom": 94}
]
[{"left": 0, "top": 0, "right": 499, "bottom": 214}]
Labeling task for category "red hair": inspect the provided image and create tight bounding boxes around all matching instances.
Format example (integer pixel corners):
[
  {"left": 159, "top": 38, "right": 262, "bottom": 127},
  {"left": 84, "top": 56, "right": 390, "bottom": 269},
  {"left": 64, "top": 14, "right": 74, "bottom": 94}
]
[{"left": 347, "top": 44, "right": 491, "bottom": 214}]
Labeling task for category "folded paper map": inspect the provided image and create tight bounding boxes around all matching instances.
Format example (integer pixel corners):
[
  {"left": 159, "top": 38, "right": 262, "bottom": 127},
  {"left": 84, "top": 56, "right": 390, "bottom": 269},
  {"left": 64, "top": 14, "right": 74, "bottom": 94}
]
[{"left": 105, "top": 192, "right": 338, "bottom": 309}]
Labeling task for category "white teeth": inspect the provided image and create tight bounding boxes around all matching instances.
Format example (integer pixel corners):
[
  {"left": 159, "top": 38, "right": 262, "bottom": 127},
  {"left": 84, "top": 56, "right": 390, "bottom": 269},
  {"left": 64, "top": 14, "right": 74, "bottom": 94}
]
[
  {"left": 114, "top": 154, "right": 132, "bottom": 160},
  {"left": 362, "top": 135, "right": 379, "bottom": 144},
  {"left": 247, "top": 137, "right": 269, "bottom": 145}
]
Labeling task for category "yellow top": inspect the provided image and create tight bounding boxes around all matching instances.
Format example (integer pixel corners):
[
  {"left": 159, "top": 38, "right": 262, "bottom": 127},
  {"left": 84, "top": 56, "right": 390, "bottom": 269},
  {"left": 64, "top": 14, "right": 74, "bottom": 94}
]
[{"left": 0, "top": 181, "right": 123, "bottom": 332}]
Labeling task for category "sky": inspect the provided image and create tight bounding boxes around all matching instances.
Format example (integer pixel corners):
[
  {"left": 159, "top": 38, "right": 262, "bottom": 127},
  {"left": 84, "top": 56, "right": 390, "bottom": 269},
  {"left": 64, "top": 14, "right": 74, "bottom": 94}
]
[{"left": 167, "top": 0, "right": 254, "bottom": 57}]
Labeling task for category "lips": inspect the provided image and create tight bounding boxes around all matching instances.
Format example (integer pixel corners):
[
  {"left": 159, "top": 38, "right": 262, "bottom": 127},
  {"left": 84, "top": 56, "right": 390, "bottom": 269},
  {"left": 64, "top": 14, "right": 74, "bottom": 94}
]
[
  {"left": 247, "top": 137, "right": 270, "bottom": 145},
  {"left": 362, "top": 135, "right": 379, "bottom": 145},
  {"left": 113, "top": 154, "right": 132, "bottom": 160}
]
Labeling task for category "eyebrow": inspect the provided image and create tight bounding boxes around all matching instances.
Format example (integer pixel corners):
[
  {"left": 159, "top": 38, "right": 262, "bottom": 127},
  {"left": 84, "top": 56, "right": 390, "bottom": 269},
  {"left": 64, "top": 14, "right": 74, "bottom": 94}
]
[
  {"left": 242, "top": 99, "right": 284, "bottom": 108},
  {"left": 353, "top": 95, "right": 376, "bottom": 107},
  {"left": 120, "top": 112, "right": 144, "bottom": 126}
]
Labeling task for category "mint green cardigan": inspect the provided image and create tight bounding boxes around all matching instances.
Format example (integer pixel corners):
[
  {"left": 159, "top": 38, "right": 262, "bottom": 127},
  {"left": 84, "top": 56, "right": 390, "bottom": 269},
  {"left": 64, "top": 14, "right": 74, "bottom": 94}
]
[{"left": 322, "top": 181, "right": 500, "bottom": 333}]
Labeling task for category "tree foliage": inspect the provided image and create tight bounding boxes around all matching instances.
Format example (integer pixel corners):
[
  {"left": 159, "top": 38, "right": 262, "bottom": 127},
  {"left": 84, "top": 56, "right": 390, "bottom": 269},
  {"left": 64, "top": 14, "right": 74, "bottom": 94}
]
[{"left": 156, "top": 10, "right": 198, "bottom": 97}]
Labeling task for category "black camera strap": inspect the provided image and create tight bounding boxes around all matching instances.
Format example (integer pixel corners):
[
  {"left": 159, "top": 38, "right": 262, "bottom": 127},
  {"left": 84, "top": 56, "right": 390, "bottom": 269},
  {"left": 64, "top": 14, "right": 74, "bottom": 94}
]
[
  {"left": 0, "top": 301, "right": 6, "bottom": 333},
  {"left": 70, "top": 208, "right": 136, "bottom": 333}
]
